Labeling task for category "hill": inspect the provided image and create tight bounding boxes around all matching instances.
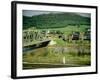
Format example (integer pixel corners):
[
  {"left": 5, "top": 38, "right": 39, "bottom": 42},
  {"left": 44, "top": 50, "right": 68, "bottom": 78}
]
[{"left": 23, "top": 12, "right": 90, "bottom": 29}]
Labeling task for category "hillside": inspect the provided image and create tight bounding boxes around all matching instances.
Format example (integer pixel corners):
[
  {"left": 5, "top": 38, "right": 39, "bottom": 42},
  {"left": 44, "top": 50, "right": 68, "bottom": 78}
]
[{"left": 23, "top": 12, "right": 90, "bottom": 29}]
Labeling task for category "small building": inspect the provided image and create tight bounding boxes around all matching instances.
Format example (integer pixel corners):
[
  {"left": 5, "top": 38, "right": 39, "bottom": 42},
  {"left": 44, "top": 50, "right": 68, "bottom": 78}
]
[
  {"left": 84, "top": 28, "right": 91, "bottom": 40},
  {"left": 72, "top": 32, "right": 80, "bottom": 40}
]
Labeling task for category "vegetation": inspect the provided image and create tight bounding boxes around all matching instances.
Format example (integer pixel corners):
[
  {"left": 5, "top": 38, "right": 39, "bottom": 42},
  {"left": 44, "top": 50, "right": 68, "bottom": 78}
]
[
  {"left": 22, "top": 12, "right": 91, "bottom": 69},
  {"left": 23, "top": 13, "right": 90, "bottom": 29},
  {"left": 23, "top": 40, "right": 91, "bottom": 69}
]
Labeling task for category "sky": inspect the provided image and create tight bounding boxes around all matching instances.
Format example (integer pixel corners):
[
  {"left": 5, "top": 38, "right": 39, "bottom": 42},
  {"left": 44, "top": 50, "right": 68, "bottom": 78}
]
[{"left": 23, "top": 10, "right": 91, "bottom": 18}]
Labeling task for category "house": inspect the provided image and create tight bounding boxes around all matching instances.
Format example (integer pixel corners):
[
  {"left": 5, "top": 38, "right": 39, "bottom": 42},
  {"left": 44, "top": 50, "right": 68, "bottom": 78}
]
[{"left": 72, "top": 32, "right": 80, "bottom": 40}]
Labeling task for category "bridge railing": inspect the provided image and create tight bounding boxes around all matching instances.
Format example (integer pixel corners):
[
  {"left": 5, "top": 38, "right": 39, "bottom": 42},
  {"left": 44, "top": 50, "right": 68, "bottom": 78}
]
[{"left": 23, "top": 30, "right": 47, "bottom": 47}]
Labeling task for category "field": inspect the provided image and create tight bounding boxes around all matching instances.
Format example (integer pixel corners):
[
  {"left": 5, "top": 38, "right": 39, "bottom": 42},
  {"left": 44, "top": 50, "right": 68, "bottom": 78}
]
[{"left": 22, "top": 25, "right": 91, "bottom": 70}]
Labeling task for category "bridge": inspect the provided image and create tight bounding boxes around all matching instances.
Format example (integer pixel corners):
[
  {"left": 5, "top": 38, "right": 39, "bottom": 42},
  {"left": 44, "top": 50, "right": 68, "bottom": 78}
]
[
  {"left": 23, "top": 29, "right": 48, "bottom": 47},
  {"left": 22, "top": 29, "right": 52, "bottom": 52}
]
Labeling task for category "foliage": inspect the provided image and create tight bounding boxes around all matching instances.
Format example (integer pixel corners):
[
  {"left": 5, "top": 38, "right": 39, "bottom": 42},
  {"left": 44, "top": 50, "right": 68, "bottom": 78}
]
[{"left": 23, "top": 13, "right": 90, "bottom": 29}]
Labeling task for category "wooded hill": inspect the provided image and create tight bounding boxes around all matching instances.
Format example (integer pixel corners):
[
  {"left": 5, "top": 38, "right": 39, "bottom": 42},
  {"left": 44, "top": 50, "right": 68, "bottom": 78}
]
[{"left": 23, "top": 13, "right": 90, "bottom": 30}]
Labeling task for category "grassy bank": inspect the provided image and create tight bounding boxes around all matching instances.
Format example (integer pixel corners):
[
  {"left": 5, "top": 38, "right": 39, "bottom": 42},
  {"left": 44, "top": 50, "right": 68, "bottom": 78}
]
[{"left": 23, "top": 40, "right": 91, "bottom": 69}]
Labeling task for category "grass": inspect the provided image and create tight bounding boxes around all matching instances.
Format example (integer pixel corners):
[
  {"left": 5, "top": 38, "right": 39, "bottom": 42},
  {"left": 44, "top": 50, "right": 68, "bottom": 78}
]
[
  {"left": 23, "top": 41, "right": 91, "bottom": 69},
  {"left": 22, "top": 25, "right": 91, "bottom": 69},
  {"left": 23, "top": 53, "right": 91, "bottom": 69},
  {"left": 36, "top": 25, "right": 90, "bottom": 34},
  {"left": 23, "top": 63, "right": 79, "bottom": 69},
  {"left": 23, "top": 50, "right": 90, "bottom": 64}
]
